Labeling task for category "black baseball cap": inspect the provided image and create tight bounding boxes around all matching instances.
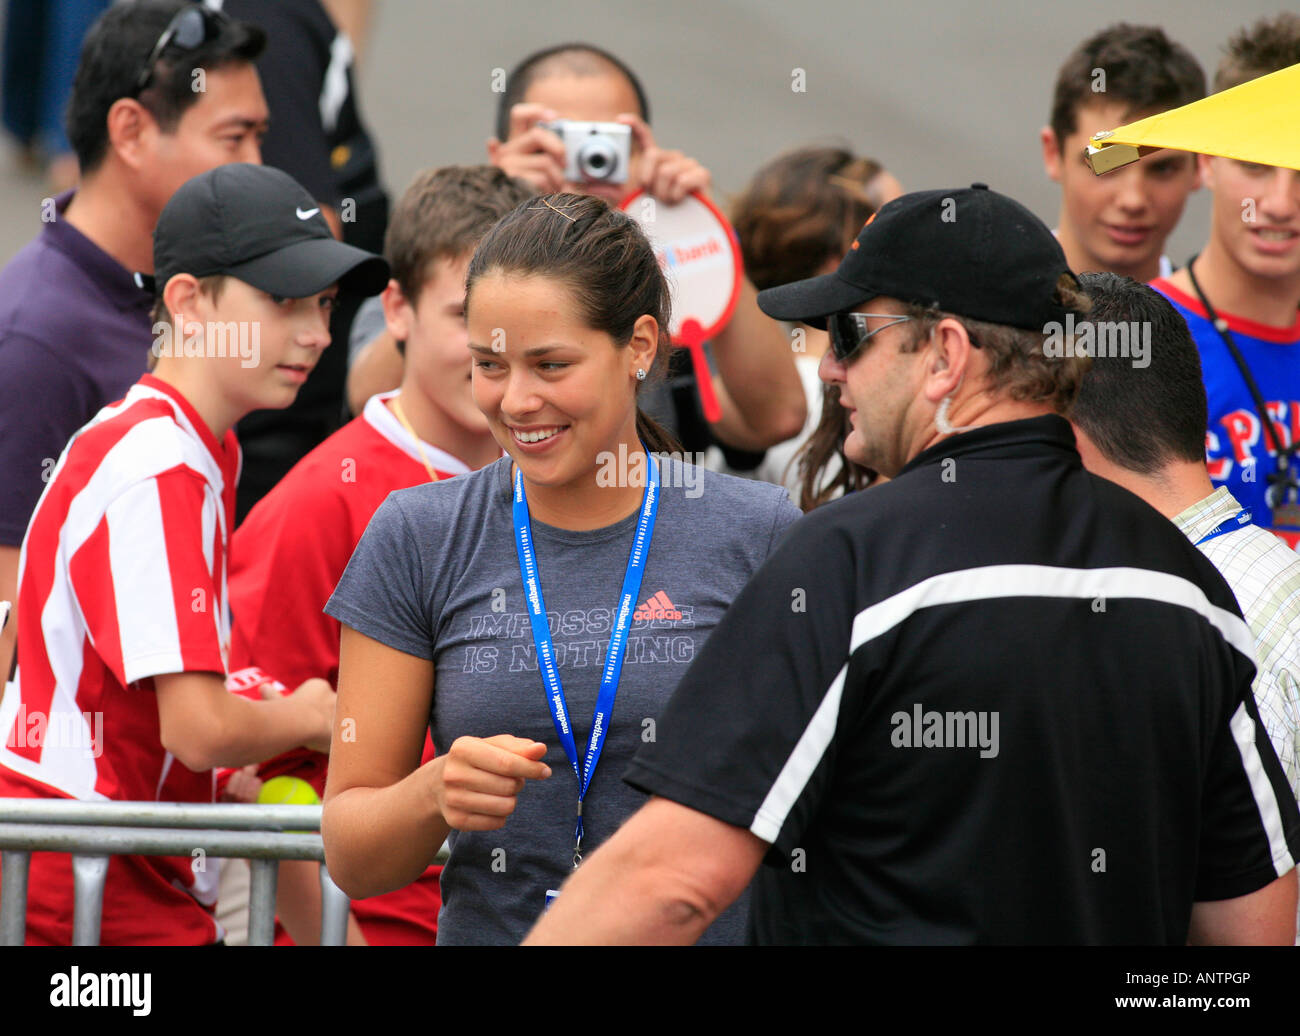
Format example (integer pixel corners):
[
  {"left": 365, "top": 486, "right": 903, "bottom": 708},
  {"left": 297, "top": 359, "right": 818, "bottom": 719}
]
[
  {"left": 147, "top": 163, "right": 389, "bottom": 299},
  {"left": 757, "top": 183, "right": 1077, "bottom": 331}
]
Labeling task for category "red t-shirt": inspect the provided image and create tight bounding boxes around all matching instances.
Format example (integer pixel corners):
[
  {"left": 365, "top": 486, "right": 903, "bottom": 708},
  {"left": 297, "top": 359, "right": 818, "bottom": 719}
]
[
  {"left": 229, "top": 391, "right": 478, "bottom": 944},
  {"left": 0, "top": 375, "right": 239, "bottom": 944}
]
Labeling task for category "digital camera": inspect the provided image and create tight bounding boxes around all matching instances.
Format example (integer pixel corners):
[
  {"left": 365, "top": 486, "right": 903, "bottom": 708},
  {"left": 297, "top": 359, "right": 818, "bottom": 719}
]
[{"left": 539, "top": 120, "right": 632, "bottom": 184}]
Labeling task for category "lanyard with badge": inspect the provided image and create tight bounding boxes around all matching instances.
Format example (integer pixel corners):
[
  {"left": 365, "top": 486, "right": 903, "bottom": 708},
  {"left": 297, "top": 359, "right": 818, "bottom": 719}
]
[
  {"left": 512, "top": 446, "right": 659, "bottom": 904},
  {"left": 1187, "top": 257, "right": 1300, "bottom": 530}
]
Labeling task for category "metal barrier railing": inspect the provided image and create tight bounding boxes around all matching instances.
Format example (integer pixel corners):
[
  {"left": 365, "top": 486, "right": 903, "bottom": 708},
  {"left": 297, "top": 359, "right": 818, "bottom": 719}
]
[{"left": 0, "top": 799, "right": 350, "bottom": 946}]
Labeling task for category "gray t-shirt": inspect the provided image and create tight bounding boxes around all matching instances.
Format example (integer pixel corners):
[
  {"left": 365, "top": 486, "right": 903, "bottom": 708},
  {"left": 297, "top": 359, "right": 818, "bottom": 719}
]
[{"left": 326, "top": 455, "right": 801, "bottom": 944}]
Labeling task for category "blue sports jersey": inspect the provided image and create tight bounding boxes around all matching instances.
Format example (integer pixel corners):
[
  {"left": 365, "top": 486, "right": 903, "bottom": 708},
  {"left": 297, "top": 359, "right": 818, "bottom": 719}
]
[{"left": 1152, "top": 278, "right": 1300, "bottom": 549}]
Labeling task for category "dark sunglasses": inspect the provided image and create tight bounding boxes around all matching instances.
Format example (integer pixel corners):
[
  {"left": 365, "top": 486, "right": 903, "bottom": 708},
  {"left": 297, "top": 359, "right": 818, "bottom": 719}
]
[
  {"left": 135, "top": 4, "right": 229, "bottom": 94},
  {"left": 827, "top": 312, "right": 913, "bottom": 362}
]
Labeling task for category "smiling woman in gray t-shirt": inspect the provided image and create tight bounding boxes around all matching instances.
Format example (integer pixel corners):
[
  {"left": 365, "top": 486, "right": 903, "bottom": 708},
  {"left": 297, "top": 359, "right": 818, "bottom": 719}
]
[
  {"left": 320, "top": 191, "right": 803, "bottom": 945},
  {"left": 327, "top": 454, "right": 796, "bottom": 944}
]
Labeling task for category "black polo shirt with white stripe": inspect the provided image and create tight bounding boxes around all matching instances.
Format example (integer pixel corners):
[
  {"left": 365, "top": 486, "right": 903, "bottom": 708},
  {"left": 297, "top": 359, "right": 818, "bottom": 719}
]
[{"left": 625, "top": 415, "right": 1300, "bottom": 944}]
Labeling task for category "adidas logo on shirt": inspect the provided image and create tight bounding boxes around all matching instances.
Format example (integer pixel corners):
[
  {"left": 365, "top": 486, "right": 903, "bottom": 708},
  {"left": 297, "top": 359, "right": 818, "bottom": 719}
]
[{"left": 634, "top": 591, "right": 682, "bottom": 622}]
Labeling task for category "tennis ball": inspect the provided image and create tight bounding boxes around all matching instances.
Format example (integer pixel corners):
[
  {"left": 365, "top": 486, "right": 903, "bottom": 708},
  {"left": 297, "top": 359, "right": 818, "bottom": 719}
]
[{"left": 257, "top": 775, "right": 320, "bottom": 806}]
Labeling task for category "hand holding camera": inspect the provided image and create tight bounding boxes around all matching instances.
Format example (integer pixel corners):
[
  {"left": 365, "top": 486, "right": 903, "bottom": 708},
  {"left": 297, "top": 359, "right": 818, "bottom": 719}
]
[
  {"left": 537, "top": 118, "right": 632, "bottom": 184},
  {"left": 616, "top": 112, "right": 711, "bottom": 205},
  {"left": 487, "top": 103, "right": 712, "bottom": 205},
  {"left": 486, "top": 102, "right": 569, "bottom": 193}
]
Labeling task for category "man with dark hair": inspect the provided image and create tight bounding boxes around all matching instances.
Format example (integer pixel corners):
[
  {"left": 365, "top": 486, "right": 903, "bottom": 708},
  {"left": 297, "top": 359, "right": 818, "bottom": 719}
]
[
  {"left": 490, "top": 42, "right": 651, "bottom": 168},
  {"left": 490, "top": 43, "right": 804, "bottom": 457},
  {"left": 1041, "top": 23, "right": 1204, "bottom": 282},
  {"left": 1151, "top": 13, "right": 1300, "bottom": 548},
  {"left": 526, "top": 186, "right": 1300, "bottom": 946},
  {"left": 0, "top": 0, "right": 270, "bottom": 682},
  {"left": 1070, "top": 272, "right": 1210, "bottom": 472},
  {"left": 1070, "top": 271, "right": 1300, "bottom": 823},
  {"left": 486, "top": 42, "right": 667, "bottom": 210}
]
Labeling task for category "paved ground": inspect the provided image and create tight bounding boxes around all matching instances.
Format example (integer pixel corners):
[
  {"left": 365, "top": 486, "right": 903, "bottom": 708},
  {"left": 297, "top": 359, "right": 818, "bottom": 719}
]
[{"left": 0, "top": 0, "right": 1286, "bottom": 268}]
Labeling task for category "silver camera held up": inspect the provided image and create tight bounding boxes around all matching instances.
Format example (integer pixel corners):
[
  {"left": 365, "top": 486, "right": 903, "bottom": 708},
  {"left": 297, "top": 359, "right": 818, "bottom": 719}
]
[{"left": 539, "top": 120, "right": 632, "bottom": 184}]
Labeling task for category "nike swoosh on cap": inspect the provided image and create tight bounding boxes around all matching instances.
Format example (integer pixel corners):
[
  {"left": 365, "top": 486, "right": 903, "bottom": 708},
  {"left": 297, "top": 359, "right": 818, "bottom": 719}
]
[{"left": 296, "top": 207, "right": 320, "bottom": 220}]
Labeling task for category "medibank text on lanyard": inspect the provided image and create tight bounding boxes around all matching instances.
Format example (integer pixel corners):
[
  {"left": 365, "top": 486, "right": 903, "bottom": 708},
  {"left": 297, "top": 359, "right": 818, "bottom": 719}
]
[{"left": 512, "top": 449, "right": 660, "bottom": 870}]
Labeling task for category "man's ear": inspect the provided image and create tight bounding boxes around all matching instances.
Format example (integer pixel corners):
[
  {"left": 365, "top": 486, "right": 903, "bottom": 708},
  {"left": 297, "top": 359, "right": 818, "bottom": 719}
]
[
  {"left": 380, "top": 280, "right": 412, "bottom": 341},
  {"left": 922, "top": 318, "right": 973, "bottom": 404},
  {"left": 1041, "top": 126, "right": 1063, "bottom": 184},
  {"left": 104, "top": 98, "right": 155, "bottom": 173},
  {"left": 628, "top": 314, "right": 659, "bottom": 378}
]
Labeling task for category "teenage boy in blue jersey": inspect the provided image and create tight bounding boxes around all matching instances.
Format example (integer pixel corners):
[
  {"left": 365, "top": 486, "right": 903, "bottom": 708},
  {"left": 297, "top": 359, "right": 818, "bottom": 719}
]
[{"left": 1151, "top": 14, "right": 1300, "bottom": 548}]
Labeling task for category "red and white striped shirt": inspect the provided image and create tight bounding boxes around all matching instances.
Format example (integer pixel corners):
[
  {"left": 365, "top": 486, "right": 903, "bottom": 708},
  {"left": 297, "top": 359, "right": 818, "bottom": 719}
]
[{"left": 0, "top": 373, "right": 239, "bottom": 944}]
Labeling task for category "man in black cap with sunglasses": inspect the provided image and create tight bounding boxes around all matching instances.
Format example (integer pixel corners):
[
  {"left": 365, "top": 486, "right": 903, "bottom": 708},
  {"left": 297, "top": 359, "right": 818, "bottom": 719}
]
[
  {"left": 0, "top": 0, "right": 269, "bottom": 683},
  {"left": 526, "top": 184, "right": 1300, "bottom": 945}
]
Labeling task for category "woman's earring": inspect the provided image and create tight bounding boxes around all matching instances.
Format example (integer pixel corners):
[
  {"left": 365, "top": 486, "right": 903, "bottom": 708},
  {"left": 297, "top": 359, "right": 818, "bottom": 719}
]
[{"left": 635, "top": 368, "right": 647, "bottom": 381}]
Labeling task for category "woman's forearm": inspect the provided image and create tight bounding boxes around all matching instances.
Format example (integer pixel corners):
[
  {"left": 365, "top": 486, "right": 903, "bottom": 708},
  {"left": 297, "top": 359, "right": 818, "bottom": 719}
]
[{"left": 322, "top": 757, "right": 452, "bottom": 899}]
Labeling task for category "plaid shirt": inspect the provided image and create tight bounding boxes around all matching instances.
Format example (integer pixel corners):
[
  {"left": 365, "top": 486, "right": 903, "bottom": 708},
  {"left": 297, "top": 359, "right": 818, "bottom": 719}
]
[{"left": 1174, "top": 487, "right": 1300, "bottom": 797}]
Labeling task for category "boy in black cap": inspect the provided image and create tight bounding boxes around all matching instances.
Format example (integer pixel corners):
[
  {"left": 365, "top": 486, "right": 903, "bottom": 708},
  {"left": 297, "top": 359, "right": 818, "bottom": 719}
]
[
  {"left": 527, "top": 185, "right": 1300, "bottom": 945},
  {"left": 0, "top": 163, "right": 387, "bottom": 945},
  {"left": 0, "top": 0, "right": 270, "bottom": 686}
]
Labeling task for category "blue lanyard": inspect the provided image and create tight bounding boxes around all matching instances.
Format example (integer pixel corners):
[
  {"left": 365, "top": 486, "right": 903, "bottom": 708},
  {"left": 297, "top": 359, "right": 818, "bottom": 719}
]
[
  {"left": 1195, "top": 508, "right": 1252, "bottom": 546},
  {"left": 511, "top": 450, "right": 660, "bottom": 867}
]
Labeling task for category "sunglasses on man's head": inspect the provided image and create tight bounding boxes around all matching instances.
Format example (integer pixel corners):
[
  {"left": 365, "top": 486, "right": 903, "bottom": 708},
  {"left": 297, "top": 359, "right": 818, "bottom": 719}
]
[
  {"left": 827, "top": 312, "right": 913, "bottom": 363},
  {"left": 135, "top": 4, "right": 229, "bottom": 94}
]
